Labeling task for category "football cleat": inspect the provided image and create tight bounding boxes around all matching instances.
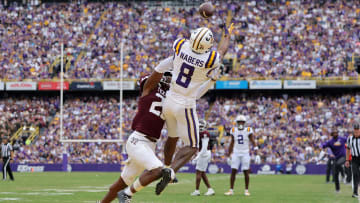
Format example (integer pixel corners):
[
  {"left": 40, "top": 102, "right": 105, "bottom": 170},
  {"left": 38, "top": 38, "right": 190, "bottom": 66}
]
[
  {"left": 155, "top": 168, "right": 174, "bottom": 195},
  {"left": 244, "top": 191, "right": 251, "bottom": 196},
  {"left": 204, "top": 188, "right": 215, "bottom": 196},
  {"left": 118, "top": 190, "right": 132, "bottom": 203},
  {"left": 224, "top": 190, "right": 234, "bottom": 196},
  {"left": 190, "top": 190, "right": 200, "bottom": 196},
  {"left": 352, "top": 193, "right": 358, "bottom": 198}
]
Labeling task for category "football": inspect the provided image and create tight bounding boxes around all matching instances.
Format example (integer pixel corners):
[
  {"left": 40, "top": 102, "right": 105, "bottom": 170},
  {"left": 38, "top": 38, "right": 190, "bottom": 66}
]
[{"left": 199, "top": 2, "right": 215, "bottom": 19}]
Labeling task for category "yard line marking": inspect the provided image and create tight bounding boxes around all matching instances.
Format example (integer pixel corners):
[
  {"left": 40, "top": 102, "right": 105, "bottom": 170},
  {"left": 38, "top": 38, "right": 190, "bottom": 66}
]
[{"left": 0, "top": 198, "right": 21, "bottom": 201}]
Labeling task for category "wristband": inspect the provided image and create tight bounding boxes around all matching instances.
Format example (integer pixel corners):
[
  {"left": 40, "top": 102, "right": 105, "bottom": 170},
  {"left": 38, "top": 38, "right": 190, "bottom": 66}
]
[{"left": 346, "top": 160, "right": 350, "bottom": 161}]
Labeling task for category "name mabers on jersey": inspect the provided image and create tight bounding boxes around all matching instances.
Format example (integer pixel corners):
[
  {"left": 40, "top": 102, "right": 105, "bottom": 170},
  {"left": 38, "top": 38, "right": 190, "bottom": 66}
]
[{"left": 179, "top": 51, "right": 205, "bottom": 67}]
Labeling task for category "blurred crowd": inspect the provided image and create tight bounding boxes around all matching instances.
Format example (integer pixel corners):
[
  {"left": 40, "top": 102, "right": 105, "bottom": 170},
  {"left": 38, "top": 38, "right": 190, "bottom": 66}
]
[
  {"left": 2, "top": 92, "right": 358, "bottom": 165},
  {"left": 0, "top": 0, "right": 359, "bottom": 80}
]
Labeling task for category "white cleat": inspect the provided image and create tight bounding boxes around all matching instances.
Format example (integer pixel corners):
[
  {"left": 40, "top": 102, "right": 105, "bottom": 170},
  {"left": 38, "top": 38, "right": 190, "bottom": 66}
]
[
  {"left": 244, "top": 191, "right": 251, "bottom": 196},
  {"left": 224, "top": 190, "right": 234, "bottom": 196},
  {"left": 190, "top": 190, "right": 200, "bottom": 196},
  {"left": 204, "top": 188, "right": 215, "bottom": 196}
]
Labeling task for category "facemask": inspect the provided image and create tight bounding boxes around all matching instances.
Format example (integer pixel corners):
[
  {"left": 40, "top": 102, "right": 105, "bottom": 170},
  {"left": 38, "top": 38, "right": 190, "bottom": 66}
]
[{"left": 238, "top": 124, "right": 244, "bottom": 130}]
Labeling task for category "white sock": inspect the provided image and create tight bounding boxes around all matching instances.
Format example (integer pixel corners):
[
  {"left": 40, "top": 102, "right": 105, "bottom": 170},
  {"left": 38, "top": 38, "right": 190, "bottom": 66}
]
[
  {"left": 133, "top": 179, "right": 144, "bottom": 192},
  {"left": 124, "top": 187, "right": 133, "bottom": 196},
  {"left": 245, "top": 189, "right": 249, "bottom": 193},
  {"left": 230, "top": 189, "right": 233, "bottom": 192},
  {"left": 208, "top": 188, "right": 213, "bottom": 191},
  {"left": 195, "top": 190, "right": 199, "bottom": 192}
]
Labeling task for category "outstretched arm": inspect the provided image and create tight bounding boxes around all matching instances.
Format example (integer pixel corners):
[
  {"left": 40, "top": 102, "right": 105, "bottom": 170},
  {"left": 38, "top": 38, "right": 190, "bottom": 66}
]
[
  {"left": 142, "top": 57, "right": 173, "bottom": 97},
  {"left": 217, "top": 23, "right": 234, "bottom": 60}
]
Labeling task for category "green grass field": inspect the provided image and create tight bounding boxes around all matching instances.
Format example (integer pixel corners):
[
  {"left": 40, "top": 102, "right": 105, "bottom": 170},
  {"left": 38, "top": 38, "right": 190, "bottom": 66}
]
[{"left": 0, "top": 172, "right": 357, "bottom": 203}]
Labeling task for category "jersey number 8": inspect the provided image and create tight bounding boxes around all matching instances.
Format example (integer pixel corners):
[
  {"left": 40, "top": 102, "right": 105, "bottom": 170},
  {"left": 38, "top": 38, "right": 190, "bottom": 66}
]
[{"left": 176, "top": 63, "right": 195, "bottom": 88}]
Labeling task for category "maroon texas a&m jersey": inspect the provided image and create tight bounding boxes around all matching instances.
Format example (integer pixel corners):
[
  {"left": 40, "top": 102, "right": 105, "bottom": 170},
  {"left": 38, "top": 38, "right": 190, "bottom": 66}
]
[
  {"left": 131, "top": 75, "right": 169, "bottom": 140},
  {"left": 199, "top": 131, "right": 211, "bottom": 151}
]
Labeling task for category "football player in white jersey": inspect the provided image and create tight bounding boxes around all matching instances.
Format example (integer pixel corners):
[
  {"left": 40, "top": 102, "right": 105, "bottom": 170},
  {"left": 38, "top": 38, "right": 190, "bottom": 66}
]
[
  {"left": 225, "top": 115, "right": 257, "bottom": 196},
  {"left": 191, "top": 119, "right": 215, "bottom": 196},
  {"left": 155, "top": 24, "right": 235, "bottom": 195}
]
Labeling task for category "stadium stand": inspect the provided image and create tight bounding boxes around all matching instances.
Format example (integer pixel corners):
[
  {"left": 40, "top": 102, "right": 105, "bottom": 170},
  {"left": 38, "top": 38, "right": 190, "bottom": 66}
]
[{"left": 0, "top": 1, "right": 359, "bottom": 80}]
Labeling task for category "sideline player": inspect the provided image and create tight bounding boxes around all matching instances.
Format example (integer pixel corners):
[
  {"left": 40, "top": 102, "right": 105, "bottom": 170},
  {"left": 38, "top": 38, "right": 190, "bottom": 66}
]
[
  {"left": 322, "top": 128, "right": 346, "bottom": 193},
  {"left": 100, "top": 57, "right": 173, "bottom": 203},
  {"left": 190, "top": 119, "right": 215, "bottom": 196},
  {"left": 156, "top": 23, "right": 234, "bottom": 195},
  {"left": 225, "top": 115, "right": 257, "bottom": 196}
]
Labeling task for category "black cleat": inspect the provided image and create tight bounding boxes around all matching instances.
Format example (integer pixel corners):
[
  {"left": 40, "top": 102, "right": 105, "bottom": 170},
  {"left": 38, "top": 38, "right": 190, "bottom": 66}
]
[
  {"left": 352, "top": 193, "right": 358, "bottom": 198},
  {"left": 117, "top": 190, "right": 132, "bottom": 203},
  {"left": 155, "top": 168, "right": 172, "bottom": 195}
]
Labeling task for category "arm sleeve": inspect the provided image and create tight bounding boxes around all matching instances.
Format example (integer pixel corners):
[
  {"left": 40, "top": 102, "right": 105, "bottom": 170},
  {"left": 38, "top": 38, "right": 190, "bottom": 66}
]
[
  {"left": 154, "top": 56, "right": 173, "bottom": 73},
  {"left": 199, "top": 137, "right": 209, "bottom": 156},
  {"left": 196, "top": 79, "right": 215, "bottom": 99}
]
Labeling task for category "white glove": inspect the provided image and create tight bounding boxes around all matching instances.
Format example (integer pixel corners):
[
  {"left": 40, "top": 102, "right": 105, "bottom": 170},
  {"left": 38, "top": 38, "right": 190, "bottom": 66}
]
[{"left": 206, "top": 65, "right": 224, "bottom": 81}]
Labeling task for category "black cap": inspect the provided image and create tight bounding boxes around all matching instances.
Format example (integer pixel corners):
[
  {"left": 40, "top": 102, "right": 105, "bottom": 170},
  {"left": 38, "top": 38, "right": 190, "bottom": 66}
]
[{"left": 354, "top": 123, "right": 360, "bottom": 130}]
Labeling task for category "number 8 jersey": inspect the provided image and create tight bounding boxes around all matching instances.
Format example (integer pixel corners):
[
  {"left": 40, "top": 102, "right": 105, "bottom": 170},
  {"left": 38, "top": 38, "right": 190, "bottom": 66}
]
[
  {"left": 168, "top": 38, "right": 220, "bottom": 106},
  {"left": 231, "top": 127, "right": 254, "bottom": 155}
]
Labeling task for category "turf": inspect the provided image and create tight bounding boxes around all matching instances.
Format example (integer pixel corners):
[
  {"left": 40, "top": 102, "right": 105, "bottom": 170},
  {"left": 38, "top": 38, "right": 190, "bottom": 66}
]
[{"left": 0, "top": 172, "right": 357, "bottom": 203}]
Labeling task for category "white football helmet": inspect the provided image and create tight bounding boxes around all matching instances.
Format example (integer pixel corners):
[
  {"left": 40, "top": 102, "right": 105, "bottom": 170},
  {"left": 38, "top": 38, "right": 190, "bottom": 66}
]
[
  {"left": 190, "top": 27, "right": 214, "bottom": 54},
  {"left": 199, "top": 119, "right": 207, "bottom": 132},
  {"left": 235, "top": 115, "right": 246, "bottom": 123},
  {"left": 235, "top": 115, "right": 246, "bottom": 130}
]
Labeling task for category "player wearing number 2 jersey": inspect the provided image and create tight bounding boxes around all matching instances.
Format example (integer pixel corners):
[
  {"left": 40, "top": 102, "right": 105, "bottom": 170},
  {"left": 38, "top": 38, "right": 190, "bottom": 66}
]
[
  {"left": 225, "top": 115, "right": 257, "bottom": 197},
  {"left": 156, "top": 24, "right": 235, "bottom": 195}
]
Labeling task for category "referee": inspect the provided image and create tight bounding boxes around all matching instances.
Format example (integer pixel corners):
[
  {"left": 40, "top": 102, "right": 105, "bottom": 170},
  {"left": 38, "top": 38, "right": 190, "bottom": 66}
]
[
  {"left": 1, "top": 137, "right": 14, "bottom": 181},
  {"left": 345, "top": 124, "right": 360, "bottom": 198}
]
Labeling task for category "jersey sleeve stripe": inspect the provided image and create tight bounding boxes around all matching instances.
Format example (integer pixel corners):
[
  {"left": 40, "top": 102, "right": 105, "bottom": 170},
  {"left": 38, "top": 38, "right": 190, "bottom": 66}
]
[
  {"left": 185, "top": 109, "right": 194, "bottom": 147},
  {"left": 205, "top": 51, "right": 216, "bottom": 69},
  {"left": 190, "top": 108, "right": 198, "bottom": 148},
  {"left": 173, "top": 38, "right": 181, "bottom": 50},
  {"left": 175, "top": 39, "right": 186, "bottom": 56},
  {"left": 209, "top": 51, "right": 217, "bottom": 68}
]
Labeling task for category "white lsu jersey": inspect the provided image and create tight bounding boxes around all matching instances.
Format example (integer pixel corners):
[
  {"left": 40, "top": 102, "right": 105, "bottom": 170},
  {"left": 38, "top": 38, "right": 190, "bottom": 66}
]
[
  {"left": 168, "top": 38, "right": 220, "bottom": 107},
  {"left": 230, "top": 127, "right": 254, "bottom": 155}
]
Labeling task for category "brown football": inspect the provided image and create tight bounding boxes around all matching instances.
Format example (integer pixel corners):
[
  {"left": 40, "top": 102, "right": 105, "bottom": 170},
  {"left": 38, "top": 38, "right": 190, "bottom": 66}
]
[{"left": 199, "top": 2, "right": 215, "bottom": 19}]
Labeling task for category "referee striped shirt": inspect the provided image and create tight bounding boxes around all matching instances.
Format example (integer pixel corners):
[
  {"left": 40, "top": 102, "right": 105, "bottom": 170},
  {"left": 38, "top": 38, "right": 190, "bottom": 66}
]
[
  {"left": 1, "top": 143, "right": 12, "bottom": 158},
  {"left": 346, "top": 136, "right": 360, "bottom": 157}
]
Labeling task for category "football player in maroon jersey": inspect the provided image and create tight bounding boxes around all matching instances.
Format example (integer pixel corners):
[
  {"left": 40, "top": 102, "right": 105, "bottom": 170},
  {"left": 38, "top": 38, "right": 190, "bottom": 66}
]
[
  {"left": 100, "top": 57, "right": 175, "bottom": 203},
  {"left": 190, "top": 119, "right": 215, "bottom": 196}
]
